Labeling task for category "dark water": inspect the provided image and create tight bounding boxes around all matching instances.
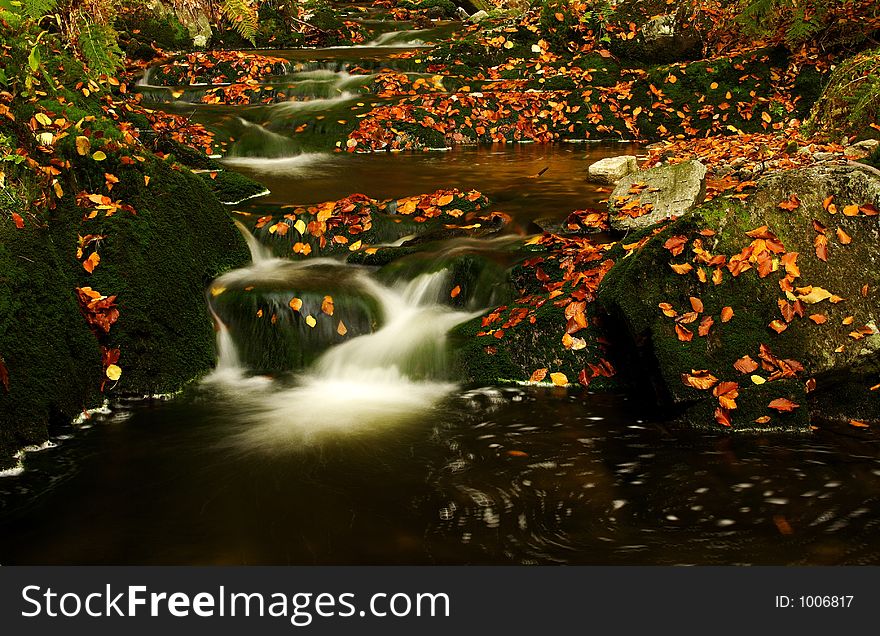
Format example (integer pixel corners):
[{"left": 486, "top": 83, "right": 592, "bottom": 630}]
[{"left": 2, "top": 387, "right": 880, "bottom": 565}]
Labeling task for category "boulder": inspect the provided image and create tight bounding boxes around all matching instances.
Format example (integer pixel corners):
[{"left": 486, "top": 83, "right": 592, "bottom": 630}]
[
  {"left": 469, "top": 10, "right": 488, "bottom": 23},
  {"left": 597, "top": 163, "right": 880, "bottom": 431},
  {"left": 587, "top": 155, "right": 639, "bottom": 185},
  {"left": 609, "top": 160, "right": 707, "bottom": 231}
]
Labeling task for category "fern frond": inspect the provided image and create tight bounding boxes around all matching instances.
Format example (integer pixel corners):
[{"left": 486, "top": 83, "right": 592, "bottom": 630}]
[
  {"left": 17, "top": 0, "right": 58, "bottom": 19},
  {"left": 77, "top": 21, "right": 123, "bottom": 78},
  {"left": 221, "top": 0, "right": 259, "bottom": 46}
]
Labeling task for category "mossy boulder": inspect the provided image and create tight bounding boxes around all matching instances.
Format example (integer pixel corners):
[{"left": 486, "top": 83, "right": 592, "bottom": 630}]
[
  {"left": 597, "top": 163, "right": 880, "bottom": 431},
  {"left": 0, "top": 220, "right": 103, "bottom": 468},
  {"left": 209, "top": 261, "right": 384, "bottom": 374},
  {"left": 51, "top": 156, "right": 251, "bottom": 395},
  {"left": 808, "top": 48, "right": 880, "bottom": 139}
]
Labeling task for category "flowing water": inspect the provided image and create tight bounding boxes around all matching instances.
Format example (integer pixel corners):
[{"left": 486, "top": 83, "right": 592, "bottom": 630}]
[{"left": 3, "top": 19, "right": 880, "bottom": 566}]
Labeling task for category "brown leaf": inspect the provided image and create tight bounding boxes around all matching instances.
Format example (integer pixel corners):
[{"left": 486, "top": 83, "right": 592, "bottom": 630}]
[
  {"left": 321, "top": 295, "right": 334, "bottom": 316},
  {"left": 808, "top": 314, "right": 827, "bottom": 324},
  {"left": 675, "top": 324, "right": 693, "bottom": 342},
  {"left": 734, "top": 355, "right": 759, "bottom": 374},
  {"left": 698, "top": 316, "right": 714, "bottom": 337},
  {"left": 529, "top": 368, "right": 548, "bottom": 383},
  {"left": 836, "top": 227, "right": 852, "bottom": 245},
  {"left": 689, "top": 297, "right": 703, "bottom": 313},
  {"left": 0, "top": 356, "right": 8, "bottom": 392}
]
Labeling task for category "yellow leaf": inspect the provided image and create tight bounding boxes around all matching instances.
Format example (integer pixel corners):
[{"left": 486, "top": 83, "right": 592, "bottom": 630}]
[
  {"left": 105, "top": 364, "right": 122, "bottom": 381},
  {"left": 35, "top": 112, "right": 52, "bottom": 126},
  {"left": 305, "top": 315, "right": 317, "bottom": 328},
  {"left": 549, "top": 372, "right": 568, "bottom": 386},
  {"left": 75, "top": 136, "right": 91, "bottom": 156},
  {"left": 210, "top": 286, "right": 226, "bottom": 297},
  {"left": 349, "top": 240, "right": 362, "bottom": 251},
  {"left": 750, "top": 375, "right": 766, "bottom": 385},
  {"left": 337, "top": 320, "right": 348, "bottom": 336},
  {"left": 293, "top": 219, "right": 306, "bottom": 235},
  {"left": 92, "top": 150, "right": 107, "bottom": 161}
]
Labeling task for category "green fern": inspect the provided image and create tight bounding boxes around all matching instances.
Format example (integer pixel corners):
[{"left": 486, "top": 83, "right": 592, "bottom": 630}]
[
  {"left": 15, "top": 0, "right": 58, "bottom": 19},
  {"left": 77, "top": 20, "right": 123, "bottom": 78},
  {"left": 221, "top": 0, "right": 259, "bottom": 45}
]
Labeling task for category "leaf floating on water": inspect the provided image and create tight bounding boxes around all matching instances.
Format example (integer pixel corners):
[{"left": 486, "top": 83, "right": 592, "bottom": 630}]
[
  {"left": 289, "top": 297, "right": 302, "bottom": 312},
  {"left": 321, "top": 295, "right": 334, "bottom": 316},
  {"left": 549, "top": 372, "right": 568, "bottom": 386},
  {"left": 337, "top": 320, "right": 347, "bottom": 336},
  {"left": 507, "top": 450, "right": 528, "bottom": 457},
  {"left": 768, "top": 398, "right": 799, "bottom": 412},
  {"left": 210, "top": 287, "right": 226, "bottom": 297},
  {"left": 529, "top": 368, "right": 548, "bottom": 383},
  {"left": 849, "top": 420, "right": 869, "bottom": 428},
  {"left": 105, "top": 364, "right": 122, "bottom": 381},
  {"left": 305, "top": 315, "right": 317, "bottom": 328}
]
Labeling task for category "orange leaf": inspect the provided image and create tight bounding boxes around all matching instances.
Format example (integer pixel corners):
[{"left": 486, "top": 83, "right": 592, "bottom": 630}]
[
  {"left": 675, "top": 324, "right": 693, "bottom": 341},
  {"left": 529, "top": 368, "right": 548, "bottom": 383},
  {"left": 11, "top": 212, "right": 24, "bottom": 229},
  {"left": 681, "top": 370, "right": 718, "bottom": 390},
  {"left": 733, "top": 355, "right": 758, "bottom": 374},
  {"left": 450, "top": 285, "right": 461, "bottom": 298},
  {"left": 768, "top": 398, "right": 800, "bottom": 412},
  {"left": 549, "top": 372, "right": 568, "bottom": 386},
  {"left": 808, "top": 314, "right": 827, "bottom": 324},
  {"left": 289, "top": 297, "right": 303, "bottom": 312},
  {"left": 83, "top": 252, "right": 100, "bottom": 273},
  {"left": 321, "top": 295, "right": 334, "bottom": 316},
  {"left": 721, "top": 306, "right": 734, "bottom": 322},
  {"left": 689, "top": 296, "right": 703, "bottom": 313},
  {"left": 849, "top": 420, "right": 869, "bottom": 428},
  {"left": 836, "top": 227, "right": 852, "bottom": 244}
]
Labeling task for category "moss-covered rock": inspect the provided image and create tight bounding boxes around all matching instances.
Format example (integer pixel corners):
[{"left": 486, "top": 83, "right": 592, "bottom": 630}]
[
  {"left": 201, "top": 170, "right": 268, "bottom": 204},
  {"left": 49, "top": 156, "right": 251, "bottom": 395},
  {"left": 597, "top": 163, "right": 880, "bottom": 431},
  {"left": 808, "top": 48, "right": 880, "bottom": 139},
  {"left": 0, "top": 219, "right": 104, "bottom": 468}
]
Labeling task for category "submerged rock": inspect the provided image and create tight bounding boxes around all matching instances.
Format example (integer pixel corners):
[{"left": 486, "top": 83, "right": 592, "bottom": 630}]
[
  {"left": 597, "top": 163, "right": 880, "bottom": 431},
  {"left": 587, "top": 155, "right": 639, "bottom": 185},
  {"left": 609, "top": 160, "right": 707, "bottom": 231}
]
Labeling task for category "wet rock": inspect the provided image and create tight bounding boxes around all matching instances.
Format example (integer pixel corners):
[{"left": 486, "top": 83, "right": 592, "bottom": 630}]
[
  {"left": 455, "top": 6, "right": 470, "bottom": 20},
  {"left": 587, "top": 155, "right": 639, "bottom": 185},
  {"left": 210, "top": 262, "right": 384, "bottom": 375},
  {"left": 609, "top": 160, "right": 707, "bottom": 231},
  {"left": 597, "top": 163, "right": 880, "bottom": 431},
  {"left": 469, "top": 10, "right": 488, "bottom": 22},
  {"left": 846, "top": 139, "right": 880, "bottom": 159},
  {"left": 425, "top": 6, "right": 446, "bottom": 19}
]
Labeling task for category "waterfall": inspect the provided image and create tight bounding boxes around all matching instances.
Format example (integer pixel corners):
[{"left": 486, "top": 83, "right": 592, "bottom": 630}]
[
  {"left": 206, "top": 258, "right": 479, "bottom": 447},
  {"left": 233, "top": 219, "right": 273, "bottom": 264}
]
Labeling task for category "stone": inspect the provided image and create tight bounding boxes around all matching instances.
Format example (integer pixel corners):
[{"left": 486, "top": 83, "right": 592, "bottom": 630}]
[
  {"left": 455, "top": 6, "right": 470, "bottom": 20},
  {"left": 469, "top": 10, "right": 488, "bottom": 23},
  {"left": 587, "top": 155, "right": 639, "bottom": 185},
  {"left": 597, "top": 163, "right": 880, "bottom": 431},
  {"left": 609, "top": 160, "right": 707, "bottom": 231}
]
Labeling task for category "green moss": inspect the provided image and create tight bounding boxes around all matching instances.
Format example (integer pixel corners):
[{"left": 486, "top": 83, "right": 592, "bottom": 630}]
[
  {"left": 0, "top": 220, "right": 103, "bottom": 468},
  {"left": 808, "top": 48, "right": 880, "bottom": 138},
  {"left": 201, "top": 170, "right": 267, "bottom": 204},
  {"left": 50, "top": 156, "right": 250, "bottom": 395}
]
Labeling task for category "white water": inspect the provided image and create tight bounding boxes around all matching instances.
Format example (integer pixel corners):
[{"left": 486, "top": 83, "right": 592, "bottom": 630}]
[
  {"left": 223, "top": 152, "right": 332, "bottom": 175},
  {"left": 205, "top": 227, "right": 478, "bottom": 447}
]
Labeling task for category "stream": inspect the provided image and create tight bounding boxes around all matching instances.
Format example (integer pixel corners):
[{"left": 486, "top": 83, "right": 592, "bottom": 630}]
[{"left": 2, "top": 17, "right": 880, "bottom": 566}]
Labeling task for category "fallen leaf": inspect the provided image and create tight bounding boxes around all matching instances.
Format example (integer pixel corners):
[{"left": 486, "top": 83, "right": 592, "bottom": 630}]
[
  {"left": 733, "top": 355, "right": 759, "bottom": 374},
  {"left": 835, "top": 227, "right": 852, "bottom": 244},
  {"left": 337, "top": 320, "right": 347, "bottom": 336},
  {"left": 450, "top": 285, "right": 461, "bottom": 298},
  {"left": 681, "top": 370, "right": 718, "bottom": 390},
  {"left": 550, "top": 372, "right": 568, "bottom": 386},
  {"left": 721, "top": 306, "right": 734, "bottom": 323},
  {"left": 105, "top": 364, "right": 122, "bottom": 381},
  {"left": 289, "top": 297, "right": 302, "bottom": 312},
  {"left": 689, "top": 297, "right": 703, "bottom": 313},
  {"left": 305, "top": 315, "right": 317, "bottom": 328},
  {"left": 675, "top": 324, "right": 693, "bottom": 342},
  {"left": 768, "top": 398, "right": 800, "bottom": 412},
  {"left": 530, "top": 368, "right": 548, "bottom": 382},
  {"left": 321, "top": 296, "right": 334, "bottom": 316},
  {"left": 849, "top": 420, "right": 869, "bottom": 428}
]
